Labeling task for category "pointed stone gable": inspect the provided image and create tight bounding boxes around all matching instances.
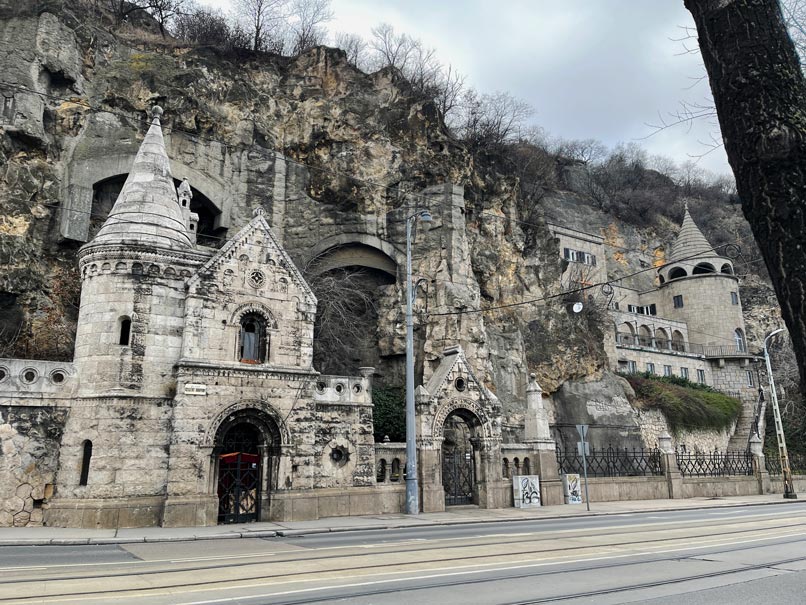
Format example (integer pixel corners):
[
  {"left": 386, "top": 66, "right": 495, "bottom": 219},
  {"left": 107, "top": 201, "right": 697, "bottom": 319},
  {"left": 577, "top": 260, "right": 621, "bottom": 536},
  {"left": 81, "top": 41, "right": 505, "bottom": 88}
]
[
  {"left": 668, "top": 205, "right": 715, "bottom": 263},
  {"left": 187, "top": 208, "right": 316, "bottom": 306},
  {"left": 91, "top": 107, "right": 192, "bottom": 250},
  {"left": 424, "top": 345, "right": 496, "bottom": 404}
]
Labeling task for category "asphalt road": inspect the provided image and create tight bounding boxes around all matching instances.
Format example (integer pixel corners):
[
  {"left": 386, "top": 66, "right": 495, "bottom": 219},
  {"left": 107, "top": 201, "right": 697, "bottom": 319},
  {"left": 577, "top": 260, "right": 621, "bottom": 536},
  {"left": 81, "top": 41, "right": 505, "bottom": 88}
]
[{"left": 2, "top": 502, "right": 806, "bottom": 604}]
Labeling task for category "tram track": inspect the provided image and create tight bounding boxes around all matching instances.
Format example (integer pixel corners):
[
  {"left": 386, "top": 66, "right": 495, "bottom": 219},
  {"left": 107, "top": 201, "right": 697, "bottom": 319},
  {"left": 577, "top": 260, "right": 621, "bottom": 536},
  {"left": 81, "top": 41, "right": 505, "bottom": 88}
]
[
  {"left": 2, "top": 515, "right": 805, "bottom": 585},
  {"left": 1, "top": 519, "right": 805, "bottom": 603},
  {"left": 260, "top": 549, "right": 806, "bottom": 605}
]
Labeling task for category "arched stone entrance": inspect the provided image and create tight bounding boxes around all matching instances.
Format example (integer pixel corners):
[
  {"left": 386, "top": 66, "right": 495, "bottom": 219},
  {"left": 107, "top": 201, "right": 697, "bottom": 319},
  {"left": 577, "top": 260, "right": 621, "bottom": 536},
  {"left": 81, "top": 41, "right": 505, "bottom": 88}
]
[
  {"left": 441, "top": 410, "right": 479, "bottom": 506},
  {"left": 212, "top": 408, "right": 281, "bottom": 524}
]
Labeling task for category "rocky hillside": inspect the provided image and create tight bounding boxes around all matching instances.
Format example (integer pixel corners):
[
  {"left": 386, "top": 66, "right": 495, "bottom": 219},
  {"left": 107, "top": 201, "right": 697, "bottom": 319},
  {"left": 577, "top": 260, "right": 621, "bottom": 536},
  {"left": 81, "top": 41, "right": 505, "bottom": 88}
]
[{"left": 0, "top": 1, "right": 784, "bottom": 440}]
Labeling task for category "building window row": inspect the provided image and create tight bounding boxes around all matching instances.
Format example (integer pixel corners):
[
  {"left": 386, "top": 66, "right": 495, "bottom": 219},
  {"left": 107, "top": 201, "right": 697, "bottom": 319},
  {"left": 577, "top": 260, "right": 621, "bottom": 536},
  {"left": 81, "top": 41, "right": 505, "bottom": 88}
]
[
  {"left": 627, "top": 304, "right": 657, "bottom": 316},
  {"left": 563, "top": 248, "right": 597, "bottom": 266},
  {"left": 623, "top": 362, "right": 706, "bottom": 384}
]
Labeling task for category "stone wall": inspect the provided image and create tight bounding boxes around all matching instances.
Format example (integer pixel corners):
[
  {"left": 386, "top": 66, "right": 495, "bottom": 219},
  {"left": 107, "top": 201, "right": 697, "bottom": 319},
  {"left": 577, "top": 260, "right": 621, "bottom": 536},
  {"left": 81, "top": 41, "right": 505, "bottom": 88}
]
[{"left": 0, "top": 403, "right": 68, "bottom": 526}]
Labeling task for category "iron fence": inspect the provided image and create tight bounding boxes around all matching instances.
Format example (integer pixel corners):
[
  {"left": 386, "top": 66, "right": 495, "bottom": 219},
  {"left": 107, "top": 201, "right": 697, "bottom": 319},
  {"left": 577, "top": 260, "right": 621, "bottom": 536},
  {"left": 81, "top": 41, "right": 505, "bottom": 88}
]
[
  {"left": 556, "top": 445, "right": 663, "bottom": 477},
  {"left": 765, "top": 452, "right": 783, "bottom": 476},
  {"left": 675, "top": 449, "right": 753, "bottom": 477}
]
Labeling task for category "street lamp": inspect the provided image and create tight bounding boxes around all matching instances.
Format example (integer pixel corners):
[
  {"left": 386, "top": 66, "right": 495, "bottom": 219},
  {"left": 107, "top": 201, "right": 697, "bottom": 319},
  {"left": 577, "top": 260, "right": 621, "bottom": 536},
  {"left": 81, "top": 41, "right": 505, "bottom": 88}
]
[
  {"left": 405, "top": 209, "right": 431, "bottom": 515},
  {"left": 764, "top": 328, "right": 797, "bottom": 499}
]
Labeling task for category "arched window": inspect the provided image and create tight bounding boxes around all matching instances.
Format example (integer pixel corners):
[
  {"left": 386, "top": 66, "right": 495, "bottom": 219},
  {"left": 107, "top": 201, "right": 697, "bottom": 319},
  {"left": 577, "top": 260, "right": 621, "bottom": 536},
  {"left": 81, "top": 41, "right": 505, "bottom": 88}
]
[
  {"left": 721, "top": 263, "right": 733, "bottom": 275},
  {"left": 735, "top": 328, "right": 747, "bottom": 353},
  {"left": 638, "top": 325, "right": 652, "bottom": 347},
  {"left": 239, "top": 312, "right": 267, "bottom": 363},
  {"left": 522, "top": 457, "right": 531, "bottom": 475},
  {"left": 692, "top": 262, "right": 716, "bottom": 275},
  {"left": 658, "top": 274, "right": 665, "bottom": 284},
  {"left": 655, "top": 328, "right": 670, "bottom": 350},
  {"left": 671, "top": 330, "right": 686, "bottom": 352},
  {"left": 619, "top": 322, "right": 636, "bottom": 346},
  {"left": 390, "top": 458, "right": 401, "bottom": 482},
  {"left": 669, "top": 267, "right": 687, "bottom": 280},
  {"left": 119, "top": 316, "right": 131, "bottom": 346},
  {"left": 79, "top": 440, "right": 92, "bottom": 486},
  {"left": 376, "top": 459, "right": 387, "bottom": 483},
  {"left": 502, "top": 457, "right": 510, "bottom": 479},
  {"left": 513, "top": 457, "right": 521, "bottom": 476}
]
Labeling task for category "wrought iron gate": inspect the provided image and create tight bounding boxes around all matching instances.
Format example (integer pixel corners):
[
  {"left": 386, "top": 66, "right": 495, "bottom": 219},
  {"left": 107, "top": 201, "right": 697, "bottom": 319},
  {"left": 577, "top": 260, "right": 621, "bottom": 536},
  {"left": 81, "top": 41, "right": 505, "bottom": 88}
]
[
  {"left": 442, "top": 448, "right": 475, "bottom": 506},
  {"left": 217, "top": 451, "right": 260, "bottom": 524}
]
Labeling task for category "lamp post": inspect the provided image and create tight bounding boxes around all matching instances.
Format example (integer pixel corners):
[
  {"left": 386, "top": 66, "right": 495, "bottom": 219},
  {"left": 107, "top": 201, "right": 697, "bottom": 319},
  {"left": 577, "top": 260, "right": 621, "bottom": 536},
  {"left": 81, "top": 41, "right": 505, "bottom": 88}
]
[
  {"left": 764, "top": 328, "right": 797, "bottom": 499},
  {"left": 405, "top": 209, "right": 432, "bottom": 515}
]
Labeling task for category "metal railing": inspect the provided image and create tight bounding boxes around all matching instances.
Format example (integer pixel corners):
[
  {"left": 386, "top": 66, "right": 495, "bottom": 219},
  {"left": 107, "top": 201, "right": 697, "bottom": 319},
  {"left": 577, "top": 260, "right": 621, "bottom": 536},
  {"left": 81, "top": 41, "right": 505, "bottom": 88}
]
[
  {"left": 556, "top": 445, "right": 663, "bottom": 477},
  {"left": 765, "top": 453, "right": 783, "bottom": 476},
  {"left": 615, "top": 335, "right": 750, "bottom": 358},
  {"left": 675, "top": 449, "right": 753, "bottom": 477}
]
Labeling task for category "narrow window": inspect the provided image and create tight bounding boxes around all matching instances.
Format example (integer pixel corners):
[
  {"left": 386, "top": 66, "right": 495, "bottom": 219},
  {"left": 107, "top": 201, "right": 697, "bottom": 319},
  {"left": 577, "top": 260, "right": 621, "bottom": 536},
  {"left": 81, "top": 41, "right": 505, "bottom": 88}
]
[
  {"left": 522, "top": 457, "right": 531, "bottom": 475},
  {"left": 239, "top": 313, "right": 267, "bottom": 363},
  {"left": 673, "top": 295, "right": 684, "bottom": 308},
  {"left": 628, "top": 360, "right": 637, "bottom": 373},
  {"left": 664, "top": 365, "right": 672, "bottom": 377},
  {"left": 697, "top": 369, "right": 706, "bottom": 384},
  {"left": 649, "top": 304, "right": 657, "bottom": 316},
  {"left": 731, "top": 292, "right": 739, "bottom": 305},
  {"left": 502, "top": 458, "right": 510, "bottom": 479},
  {"left": 79, "top": 440, "right": 92, "bottom": 486},
  {"left": 646, "top": 362, "right": 655, "bottom": 374},
  {"left": 681, "top": 367, "right": 689, "bottom": 380},
  {"left": 735, "top": 329, "right": 747, "bottom": 352},
  {"left": 390, "top": 458, "right": 401, "bottom": 482},
  {"left": 119, "top": 317, "right": 131, "bottom": 346}
]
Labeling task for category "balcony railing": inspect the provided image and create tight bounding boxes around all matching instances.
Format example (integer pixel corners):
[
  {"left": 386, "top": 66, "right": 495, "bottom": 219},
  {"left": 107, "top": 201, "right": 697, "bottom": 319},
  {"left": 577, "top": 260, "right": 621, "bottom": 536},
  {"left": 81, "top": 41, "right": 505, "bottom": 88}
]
[{"left": 616, "top": 333, "right": 751, "bottom": 358}]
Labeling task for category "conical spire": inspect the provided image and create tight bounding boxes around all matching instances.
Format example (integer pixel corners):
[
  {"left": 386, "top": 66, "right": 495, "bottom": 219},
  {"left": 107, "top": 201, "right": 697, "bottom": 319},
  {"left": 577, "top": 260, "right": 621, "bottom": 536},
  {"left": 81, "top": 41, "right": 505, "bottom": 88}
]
[
  {"left": 91, "top": 106, "right": 192, "bottom": 250},
  {"left": 668, "top": 202, "right": 714, "bottom": 262}
]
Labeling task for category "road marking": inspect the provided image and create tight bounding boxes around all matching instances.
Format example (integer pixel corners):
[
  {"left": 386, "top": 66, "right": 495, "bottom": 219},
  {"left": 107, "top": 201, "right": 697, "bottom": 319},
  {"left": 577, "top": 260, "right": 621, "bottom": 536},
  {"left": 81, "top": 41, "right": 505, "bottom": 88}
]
[
  {"left": 6, "top": 529, "right": 806, "bottom": 604},
  {"left": 1, "top": 510, "right": 804, "bottom": 573}
]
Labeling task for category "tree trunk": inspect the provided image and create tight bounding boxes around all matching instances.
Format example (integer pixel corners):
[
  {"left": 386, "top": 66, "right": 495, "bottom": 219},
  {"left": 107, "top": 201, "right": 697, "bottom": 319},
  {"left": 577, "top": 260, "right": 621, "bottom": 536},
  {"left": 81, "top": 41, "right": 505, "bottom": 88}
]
[{"left": 685, "top": 0, "right": 806, "bottom": 394}]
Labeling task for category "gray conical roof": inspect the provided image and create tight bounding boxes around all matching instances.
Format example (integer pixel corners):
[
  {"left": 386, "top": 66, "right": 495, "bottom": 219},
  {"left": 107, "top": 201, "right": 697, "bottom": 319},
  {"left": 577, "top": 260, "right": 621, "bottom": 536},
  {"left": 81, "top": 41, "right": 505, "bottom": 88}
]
[
  {"left": 668, "top": 205, "right": 713, "bottom": 262},
  {"left": 92, "top": 107, "right": 191, "bottom": 250}
]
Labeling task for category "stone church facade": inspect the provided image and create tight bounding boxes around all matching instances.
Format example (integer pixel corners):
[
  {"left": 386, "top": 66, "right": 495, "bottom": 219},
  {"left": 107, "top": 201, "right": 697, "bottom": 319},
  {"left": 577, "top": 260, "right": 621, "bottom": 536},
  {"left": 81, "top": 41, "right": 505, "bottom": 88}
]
[{"left": 0, "top": 108, "right": 560, "bottom": 528}]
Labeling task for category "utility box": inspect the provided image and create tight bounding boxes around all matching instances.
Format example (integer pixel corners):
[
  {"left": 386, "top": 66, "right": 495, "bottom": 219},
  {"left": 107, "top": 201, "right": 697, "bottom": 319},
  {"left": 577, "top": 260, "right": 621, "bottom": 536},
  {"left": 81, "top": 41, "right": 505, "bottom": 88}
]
[{"left": 563, "top": 473, "right": 583, "bottom": 504}]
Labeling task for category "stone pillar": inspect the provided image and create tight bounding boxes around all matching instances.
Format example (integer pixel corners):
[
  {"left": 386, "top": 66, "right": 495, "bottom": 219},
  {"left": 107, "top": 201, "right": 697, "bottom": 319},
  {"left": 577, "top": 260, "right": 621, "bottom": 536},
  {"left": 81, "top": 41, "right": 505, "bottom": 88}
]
[
  {"left": 419, "top": 440, "right": 444, "bottom": 513},
  {"left": 749, "top": 434, "right": 770, "bottom": 494},
  {"left": 659, "top": 432, "right": 683, "bottom": 499},
  {"left": 524, "top": 374, "right": 559, "bottom": 479},
  {"left": 474, "top": 438, "right": 503, "bottom": 509}
]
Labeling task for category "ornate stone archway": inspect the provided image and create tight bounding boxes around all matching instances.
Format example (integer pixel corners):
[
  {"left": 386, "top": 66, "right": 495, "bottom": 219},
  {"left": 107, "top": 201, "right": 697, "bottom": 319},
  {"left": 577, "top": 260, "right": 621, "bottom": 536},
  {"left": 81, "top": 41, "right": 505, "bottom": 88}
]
[{"left": 415, "top": 346, "right": 504, "bottom": 512}]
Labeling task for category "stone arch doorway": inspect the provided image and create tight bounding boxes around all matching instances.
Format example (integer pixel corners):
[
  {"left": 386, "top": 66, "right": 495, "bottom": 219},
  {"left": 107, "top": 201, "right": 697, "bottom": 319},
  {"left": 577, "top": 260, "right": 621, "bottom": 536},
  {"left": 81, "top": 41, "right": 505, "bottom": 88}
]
[
  {"left": 212, "top": 408, "right": 281, "bottom": 524},
  {"left": 441, "top": 410, "right": 480, "bottom": 506}
]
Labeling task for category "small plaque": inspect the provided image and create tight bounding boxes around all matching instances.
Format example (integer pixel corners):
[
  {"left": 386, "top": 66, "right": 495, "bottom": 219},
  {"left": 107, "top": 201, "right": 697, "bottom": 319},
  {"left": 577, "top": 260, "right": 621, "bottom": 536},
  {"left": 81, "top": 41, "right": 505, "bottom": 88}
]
[{"left": 184, "top": 383, "right": 207, "bottom": 396}]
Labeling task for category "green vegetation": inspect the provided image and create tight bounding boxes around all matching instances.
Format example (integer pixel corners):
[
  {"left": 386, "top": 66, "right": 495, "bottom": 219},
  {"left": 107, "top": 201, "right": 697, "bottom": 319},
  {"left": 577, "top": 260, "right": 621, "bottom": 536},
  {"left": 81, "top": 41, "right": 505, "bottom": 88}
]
[
  {"left": 625, "top": 372, "right": 742, "bottom": 435},
  {"left": 372, "top": 385, "right": 405, "bottom": 442}
]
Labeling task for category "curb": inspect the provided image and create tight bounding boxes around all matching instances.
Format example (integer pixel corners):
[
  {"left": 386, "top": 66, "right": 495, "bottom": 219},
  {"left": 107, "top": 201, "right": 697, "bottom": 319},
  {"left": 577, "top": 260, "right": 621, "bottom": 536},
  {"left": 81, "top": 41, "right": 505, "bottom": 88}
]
[{"left": 0, "top": 498, "right": 798, "bottom": 547}]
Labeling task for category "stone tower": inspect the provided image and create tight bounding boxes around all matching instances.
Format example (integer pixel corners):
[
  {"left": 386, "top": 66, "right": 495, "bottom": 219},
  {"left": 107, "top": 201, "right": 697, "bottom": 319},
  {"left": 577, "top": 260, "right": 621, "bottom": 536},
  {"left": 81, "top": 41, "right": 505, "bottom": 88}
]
[
  {"left": 72, "top": 107, "right": 202, "bottom": 398},
  {"left": 657, "top": 204, "right": 747, "bottom": 353}
]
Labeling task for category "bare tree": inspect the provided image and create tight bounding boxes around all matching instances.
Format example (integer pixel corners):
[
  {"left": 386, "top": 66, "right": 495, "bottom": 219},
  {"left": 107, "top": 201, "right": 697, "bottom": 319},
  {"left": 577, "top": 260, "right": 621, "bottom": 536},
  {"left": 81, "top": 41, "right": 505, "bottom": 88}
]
[
  {"left": 685, "top": 0, "right": 806, "bottom": 393},
  {"left": 144, "top": 0, "right": 188, "bottom": 37},
  {"left": 334, "top": 32, "right": 368, "bottom": 68},
  {"left": 305, "top": 268, "right": 379, "bottom": 375},
  {"left": 457, "top": 89, "right": 534, "bottom": 150},
  {"left": 288, "top": 0, "right": 333, "bottom": 55},
  {"left": 433, "top": 65, "right": 466, "bottom": 125},
  {"left": 235, "top": 0, "right": 288, "bottom": 52}
]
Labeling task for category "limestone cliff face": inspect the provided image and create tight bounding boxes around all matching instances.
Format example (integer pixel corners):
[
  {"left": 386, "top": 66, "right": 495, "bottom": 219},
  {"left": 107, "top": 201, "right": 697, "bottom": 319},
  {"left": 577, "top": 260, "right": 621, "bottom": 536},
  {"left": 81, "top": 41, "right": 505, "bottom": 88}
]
[{"left": 0, "top": 2, "right": 782, "bottom": 440}]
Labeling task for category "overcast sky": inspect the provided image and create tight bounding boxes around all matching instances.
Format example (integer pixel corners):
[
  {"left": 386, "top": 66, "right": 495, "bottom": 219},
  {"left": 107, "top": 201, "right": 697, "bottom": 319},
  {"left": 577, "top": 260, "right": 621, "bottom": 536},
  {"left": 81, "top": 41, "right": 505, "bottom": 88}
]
[{"left": 199, "top": 0, "right": 729, "bottom": 176}]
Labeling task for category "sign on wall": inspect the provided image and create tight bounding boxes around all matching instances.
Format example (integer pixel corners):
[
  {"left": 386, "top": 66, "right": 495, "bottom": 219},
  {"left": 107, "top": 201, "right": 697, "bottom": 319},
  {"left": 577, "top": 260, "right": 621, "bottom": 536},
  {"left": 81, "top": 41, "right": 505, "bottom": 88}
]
[
  {"left": 513, "top": 475, "right": 541, "bottom": 508},
  {"left": 563, "top": 473, "right": 583, "bottom": 504},
  {"left": 183, "top": 383, "right": 207, "bottom": 396}
]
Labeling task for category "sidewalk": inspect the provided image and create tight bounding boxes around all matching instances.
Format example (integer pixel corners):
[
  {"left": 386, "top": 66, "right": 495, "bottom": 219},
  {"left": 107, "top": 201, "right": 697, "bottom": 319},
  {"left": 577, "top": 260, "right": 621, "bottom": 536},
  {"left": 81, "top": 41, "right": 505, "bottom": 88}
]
[{"left": 0, "top": 494, "right": 801, "bottom": 546}]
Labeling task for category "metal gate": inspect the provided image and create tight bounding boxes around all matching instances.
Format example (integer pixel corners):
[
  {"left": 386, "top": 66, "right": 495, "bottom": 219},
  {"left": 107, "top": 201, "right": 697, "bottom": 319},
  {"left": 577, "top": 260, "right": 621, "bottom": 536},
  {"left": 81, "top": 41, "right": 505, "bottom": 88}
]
[
  {"left": 442, "top": 448, "right": 475, "bottom": 506},
  {"left": 217, "top": 451, "right": 260, "bottom": 524}
]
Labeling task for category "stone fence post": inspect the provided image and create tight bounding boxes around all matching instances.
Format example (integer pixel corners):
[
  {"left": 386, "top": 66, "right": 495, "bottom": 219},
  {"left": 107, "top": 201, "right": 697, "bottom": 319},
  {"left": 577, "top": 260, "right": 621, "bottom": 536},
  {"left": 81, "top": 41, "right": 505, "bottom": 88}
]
[
  {"left": 659, "top": 433, "right": 683, "bottom": 499},
  {"left": 749, "top": 434, "right": 770, "bottom": 494}
]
